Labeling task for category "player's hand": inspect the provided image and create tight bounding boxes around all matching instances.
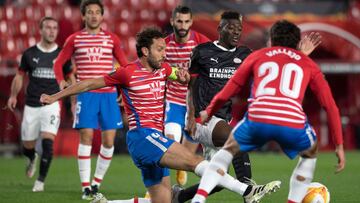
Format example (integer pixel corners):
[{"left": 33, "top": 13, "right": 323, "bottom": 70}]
[
  {"left": 199, "top": 110, "right": 209, "bottom": 124},
  {"left": 176, "top": 69, "right": 190, "bottom": 84},
  {"left": 40, "top": 94, "right": 55, "bottom": 105},
  {"left": 298, "top": 32, "right": 322, "bottom": 56},
  {"left": 59, "top": 80, "right": 69, "bottom": 90},
  {"left": 335, "top": 144, "right": 345, "bottom": 173},
  {"left": 7, "top": 97, "right": 17, "bottom": 112}
]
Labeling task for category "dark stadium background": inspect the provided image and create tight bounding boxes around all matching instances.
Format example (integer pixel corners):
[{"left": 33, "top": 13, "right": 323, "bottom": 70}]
[{"left": 1, "top": 0, "right": 360, "bottom": 157}]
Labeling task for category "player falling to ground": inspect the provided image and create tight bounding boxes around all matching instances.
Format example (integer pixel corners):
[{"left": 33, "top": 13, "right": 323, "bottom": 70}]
[
  {"left": 40, "top": 27, "right": 281, "bottom": 203},
  {"left": 7, "top": 17, "right": 74, "bottom": 192},
  {"left": 53, "top": 0, "right": 128, "bottom": 200},
  {"left": 164, "top": 5, "right": 210, "bottom": 187},
  {"left": 192, "top": 20, "right": 345, "bottom": 203}
]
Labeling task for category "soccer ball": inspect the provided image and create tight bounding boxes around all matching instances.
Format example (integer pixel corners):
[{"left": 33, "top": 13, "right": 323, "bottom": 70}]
[{"left": 302, "top": 182, "right": 330, "bottom": 203}]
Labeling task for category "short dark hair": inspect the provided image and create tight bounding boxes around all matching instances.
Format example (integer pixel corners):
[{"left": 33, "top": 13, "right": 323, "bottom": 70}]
[
  {"left": 219, "top": 11, "right": 242, "bottom": 28},
  {"left": 39, "top": 16, "right": 58, "bottom": 29},
  {"left": 136, "top": 28, "right": 166, "bottom": 58},
  {"left": 221, "top": 11, "right": 242, "bottom": 21},
  {"left": 172, "top": 5, "right": 192, "bottom": 18},
  {"left": 270, "top": 20, "right": 300, "bottom": 49},
  {"left": 80, "top": 0, "right": 104, "bottom": 16}
]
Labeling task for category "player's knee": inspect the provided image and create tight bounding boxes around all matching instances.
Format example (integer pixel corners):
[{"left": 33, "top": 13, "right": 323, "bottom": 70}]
[
  {"left": 42, "top": 139, "right": 54, "bottom": 158},
  {"left": 102, "top": 140, "right": 114, "bottom": 148},
  {"left": 189, "top": 155, "right": 204, "bottom": 172}
]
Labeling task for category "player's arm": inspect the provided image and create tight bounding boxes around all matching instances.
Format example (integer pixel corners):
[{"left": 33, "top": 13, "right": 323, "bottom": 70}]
[
  {"left": 185, "top": 46, "right": 201, "bottom": 135},
  {"left": 298, "top": 32, "right": 321, "bottom": 56},
  {"left": 54, "top": 35, "right": 75, "bottom": 89},
  {"left": 309, "top": 67, "right": 345, "bottom": 173},
  {"left": 7, "top": 52, "right": 29, "bottom": 112},
  {"left": 40, "top": 77, "right": 106, "bottom": 105},
  {"left": 7, "top": 71, "right": 25, "bottom": 111}
]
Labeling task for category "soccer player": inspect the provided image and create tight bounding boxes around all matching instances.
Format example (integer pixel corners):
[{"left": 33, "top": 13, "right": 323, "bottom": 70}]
[
  {"left": 180, "top": 11, "right": 321, "bottom": 203},
  {"left": 164, "top": 5, "right": 209, "bottom": 186},
  {"left": 7, "top": 17, "right": 73, "bottom": 192},
  {"left": 184, "top": 11, "right": 255, "bottom": 202},
  {"left": 40, "top": 27, "right": 281, "bottom": 203},
  {"left": 52, "top": 0, "right": 128, "bottom": 199},
  {"left": 192, "top": 20, "right": 345, "bottom": 203}
]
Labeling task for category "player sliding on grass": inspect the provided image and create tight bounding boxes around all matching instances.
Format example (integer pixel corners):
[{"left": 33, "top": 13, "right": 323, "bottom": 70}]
[
  {"left": 41, "top": 27, "right": 281, "bottom": 203},
  {"left": 192, "top": 20, "right": 345, "bottom": 203}
]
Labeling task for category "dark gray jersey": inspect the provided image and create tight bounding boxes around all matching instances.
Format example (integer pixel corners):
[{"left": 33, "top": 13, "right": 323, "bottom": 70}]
[
  {"left": 189, "top": 41, "right": 251, "bottom": 120},
  {"left": 19, "top": 44, "right": 71, "bottom": 107}
]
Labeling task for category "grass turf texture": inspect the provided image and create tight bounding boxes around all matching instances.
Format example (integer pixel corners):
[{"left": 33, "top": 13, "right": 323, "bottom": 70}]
[{"left": 0, "top": 151, "right": 359, "bottom": 203}]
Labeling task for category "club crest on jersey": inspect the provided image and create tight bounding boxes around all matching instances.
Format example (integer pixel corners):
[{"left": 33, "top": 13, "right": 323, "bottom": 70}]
[
  {"left": 233, "top": 58, "right": 242, "bottom": 63},
  {"left": 87, "top": 47, "right": 103, "bottom": 62},
  {"left": 149, "top": 81, "right": 162, "bottom": 99}
]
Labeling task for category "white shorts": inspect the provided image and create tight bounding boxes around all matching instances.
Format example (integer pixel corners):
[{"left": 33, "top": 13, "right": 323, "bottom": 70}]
[
  {"left": 193, "top": 116, "right": 224, "bottom": 148},
  {"left": 21, "top": 102, "right": 60, "bottom": 141}
]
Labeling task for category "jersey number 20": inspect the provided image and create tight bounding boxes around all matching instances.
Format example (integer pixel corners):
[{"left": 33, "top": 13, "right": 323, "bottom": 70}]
[{"left": 255, "top": 62, "right": 303, "bottom": 99}]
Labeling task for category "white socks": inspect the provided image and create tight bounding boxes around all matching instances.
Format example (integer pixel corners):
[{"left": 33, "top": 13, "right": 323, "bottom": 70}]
[
  {"left": 78, "top": 144, "right": 114, "bottom": 190},
  {"left": 192, "top": 149, "right": 249, "bottom": 203},
  {"left": 78, "top": 144, "right": 92, "bottom": 190},
  {"left": 92, "top": 145, "right": 114, "bottom": 187},
  {"left": 288, "top": 157, "right": 317, "bottom": 202}
]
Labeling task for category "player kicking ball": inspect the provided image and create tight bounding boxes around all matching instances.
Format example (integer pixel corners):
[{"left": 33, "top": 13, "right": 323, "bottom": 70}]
[{"left": 41, "top": 28, "right": 280, "bottom": 203}]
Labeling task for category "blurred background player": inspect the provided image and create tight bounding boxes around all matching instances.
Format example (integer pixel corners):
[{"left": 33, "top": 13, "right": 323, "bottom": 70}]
[
  {"left": 193, "top": 20, "right": 345, "bottom": 203},
  {"left": 52, "top": 0, "right": 128, "bottom": 200},
  {"left": 41, "top": 27, "right": 280, "bottom": 203},
  {"left": 7, "top": 16, "right": 73, "bottom": 192},
  {"left": 163, "top": 5, "right": 209, "bottom": 187}
]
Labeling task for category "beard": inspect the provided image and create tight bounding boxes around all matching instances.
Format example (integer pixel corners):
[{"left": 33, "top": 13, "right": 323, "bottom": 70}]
[
  {"left": 174, "top": 28, "right": 189, "bottom": 38},
  {"left": 148, "top": 56, "right": 162, "bottom": 70}
]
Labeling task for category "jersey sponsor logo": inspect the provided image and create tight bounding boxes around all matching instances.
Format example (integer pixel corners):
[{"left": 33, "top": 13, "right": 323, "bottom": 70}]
[
  {"left": 210, "top": 57, "right": 219, "bottom": 63},
  {"left": 149, "top": 81, "right": 162, "bottom": 99},
  {"left": 32, "top": 57, "right": 40, "bottom": 64},
  {"left": 32, "top": 67, "right": 56, "bottom": 79},
  {"left": 87, "top": 47, "right": 103, "bottom": 62},
  {"left": 233, "top": 57, "right": 242, "bottom": 64},
  {"left": 209, "top": 67, "right": 236, "bottom": 79}
]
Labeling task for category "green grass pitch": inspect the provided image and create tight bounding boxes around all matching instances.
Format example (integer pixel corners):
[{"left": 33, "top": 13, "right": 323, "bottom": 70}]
[{"left": 0, "top": 151, "right": 359, "bottom": 203}]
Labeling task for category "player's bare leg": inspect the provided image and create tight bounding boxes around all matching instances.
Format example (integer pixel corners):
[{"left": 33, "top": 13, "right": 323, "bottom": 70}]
[
  {"left": 78, "top": 128, "right": 94, "bottom": 200},
  {"left": 23, "top": 140, "right": 37, "bottom": 178},
  {"left": 145, "top": 176, "right": 172, "bottom": 203},
  {"left": 288, "top": 142, "right": 318, "bottom": 203},
  {"left": 192, "top": 133, "right": 281, "bottom": 203},
  {"left": 160, "top": 141, "right": 274, "bottom": 203},
  {"left": 91, "top": 130, "right": 116, "bottom": 195}
]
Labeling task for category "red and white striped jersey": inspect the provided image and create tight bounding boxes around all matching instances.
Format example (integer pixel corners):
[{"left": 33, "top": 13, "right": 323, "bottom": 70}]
[
  {"left": 164, "top": 30, "right": 209, "bottom": 106},
  {"left": 104, "top": 60, "right": 173, "bottom": 132},
  {"left": 54, "top": 29, "right": 128, "bottom": 93},
  {"left": 206, "top": 46, "right": 343, "bottom": 145}
]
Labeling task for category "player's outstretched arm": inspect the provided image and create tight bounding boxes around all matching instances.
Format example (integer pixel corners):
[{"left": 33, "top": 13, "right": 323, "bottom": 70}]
[
  {"left": 298, "top": 32, "right": 322, "bottom": 56},
  {"left": 40, "top": 77, "right": 106, "bottom": 104},
  {"left": 335, "top": 144, "right": 345, "bottom": 173}
]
